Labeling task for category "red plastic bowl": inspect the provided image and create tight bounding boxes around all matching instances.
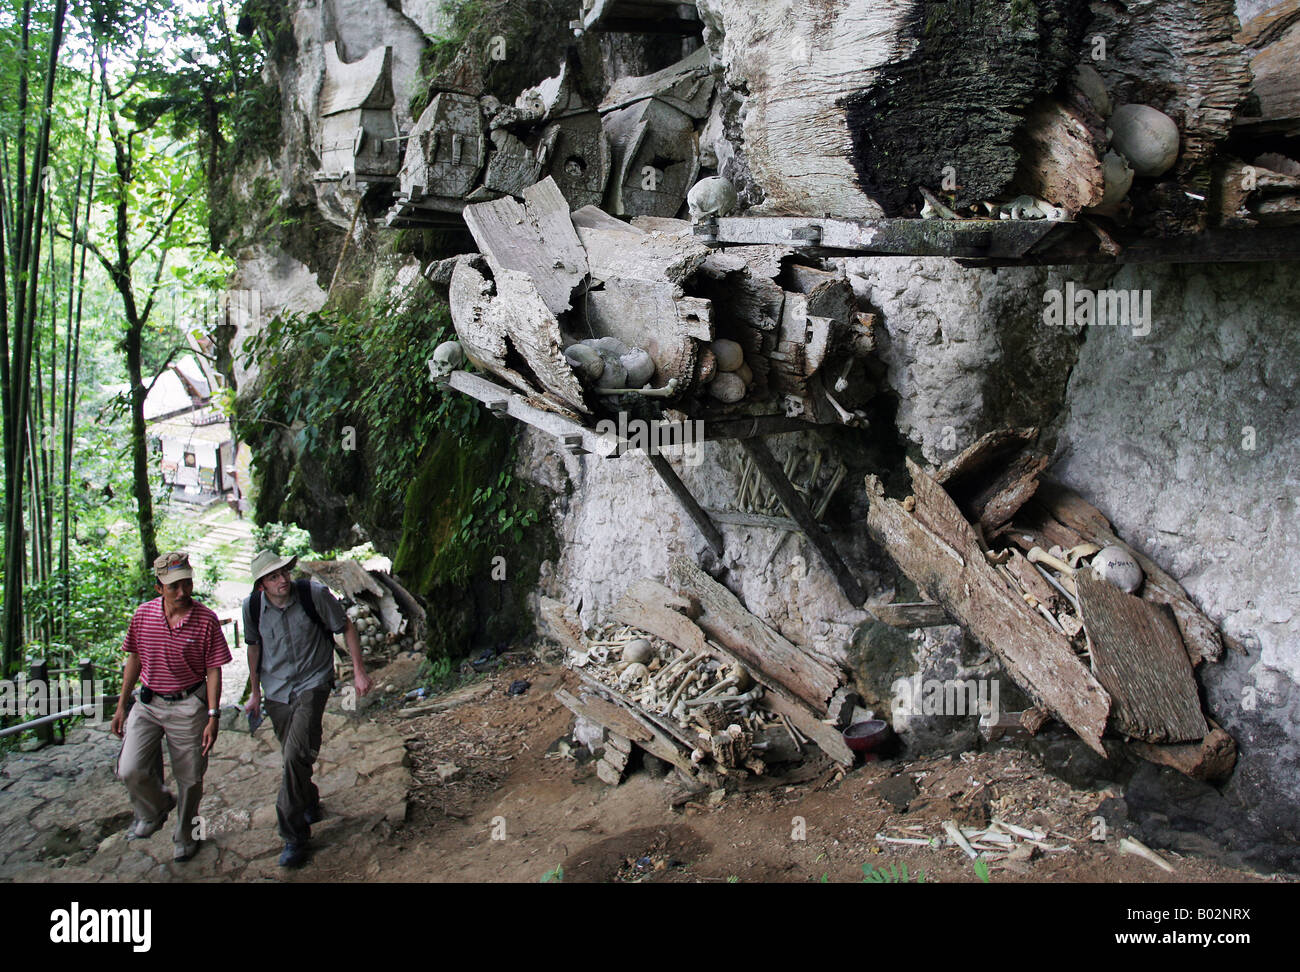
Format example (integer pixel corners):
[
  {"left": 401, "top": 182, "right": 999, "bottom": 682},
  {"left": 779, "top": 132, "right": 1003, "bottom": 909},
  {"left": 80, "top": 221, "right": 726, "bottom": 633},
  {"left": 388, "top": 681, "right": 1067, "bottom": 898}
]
[{"left": 843, "top": 719, "right": 892, "bottom": 754}]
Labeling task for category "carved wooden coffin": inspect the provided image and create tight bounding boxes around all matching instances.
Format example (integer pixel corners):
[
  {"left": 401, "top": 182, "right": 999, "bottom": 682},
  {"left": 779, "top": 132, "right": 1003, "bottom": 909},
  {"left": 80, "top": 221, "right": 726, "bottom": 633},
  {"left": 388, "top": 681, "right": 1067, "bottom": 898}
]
[{"left": 398, "top": 91, "right": 485, "bottom": 201}]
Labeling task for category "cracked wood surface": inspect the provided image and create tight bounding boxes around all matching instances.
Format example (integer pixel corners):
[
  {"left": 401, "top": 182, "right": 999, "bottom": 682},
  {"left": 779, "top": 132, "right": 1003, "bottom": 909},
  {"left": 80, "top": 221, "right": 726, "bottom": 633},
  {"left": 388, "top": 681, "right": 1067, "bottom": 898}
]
[{"left": 866, "top": 459, "right": 1111, "bottom": 757}]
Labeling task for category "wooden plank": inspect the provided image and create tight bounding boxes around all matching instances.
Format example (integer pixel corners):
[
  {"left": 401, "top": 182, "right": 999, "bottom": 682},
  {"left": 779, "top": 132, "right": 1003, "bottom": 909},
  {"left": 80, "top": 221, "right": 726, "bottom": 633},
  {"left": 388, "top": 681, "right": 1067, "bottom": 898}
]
[
  {"left": 537, "top": 597, "right": 590, "bottom": 655},
  {"left": 612, "top": 580, "right": 709, "bottom": 656},
  {"left": 462, "top": 176, "right": 588, "bottom": 316},
  {"left": 606, "top": 732, "right": 634, "bottom": 755},
  {"left": 560, "top": 677, "right": 703, "bottom": 780},
  {"left": 645, "top": 452, "right": 725, "bottom": 556},
  {"left": 761, "top": 690, "right": 854, "bottom": 767},
  {"left": 555, "top": 688, "right": 653, "bottom": 742},
  {"left": 933, "top": 427, "right": 1038, "bottom": 487},
  {"left": 570, "top": 204, "right": 644, "bottom": 235},
  {"left": 448, "top": 371, "right": 614, "bottom": 456},
  {"left": 1128, "top": 721, "right": 1237, "bottom": 784},
  {"left": 968, "top": 451, "right": 1050, "bottom": 531},
  {"left": 571, "top": 669, "right": 697, "bottom": 751},
  {"left": 739, "top": 437, "right": 865, "bottom": 605},
  {"left": 575, "top": 221, "right": 712, "bottom": 284},
  {"left": 710, "top": 216, "right": 1060, "bottom": 258},
  {"left": 700, "top": 416, "right": 811, "bottom": 441},
  {"left": 490, "top": 268, "right": 591, "bottom": 413},
  {"left": 865, "top": 460, "right": 1111, "bottom": 757},
  {"left": 1032, "top": 480, "right": 1223, "bottom": 665},
  {"left": 600, "top": 46, "right": 713, "bottom": 116},
  {"left": 1076, "top": 570, "right": 1209, "bottom": 744},
  {"left": 667, "top": 557, "right": 842, "bottom": 711},
  {"left": 596, "top": 758, "right": 625, "bottom": 785},
  {"left": 1236, "top": 0, "right": 1300, "bottom": 135},
  {"left": 867, "top": 601, "right": 952, "bottom": 628}
]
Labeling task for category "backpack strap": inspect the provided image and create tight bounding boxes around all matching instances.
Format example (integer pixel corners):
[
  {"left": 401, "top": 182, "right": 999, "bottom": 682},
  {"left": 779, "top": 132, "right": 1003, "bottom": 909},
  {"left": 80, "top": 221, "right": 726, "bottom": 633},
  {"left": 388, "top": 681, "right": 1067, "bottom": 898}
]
[{"left": 294, "top": 577, "right": 329, "bottom": 634}]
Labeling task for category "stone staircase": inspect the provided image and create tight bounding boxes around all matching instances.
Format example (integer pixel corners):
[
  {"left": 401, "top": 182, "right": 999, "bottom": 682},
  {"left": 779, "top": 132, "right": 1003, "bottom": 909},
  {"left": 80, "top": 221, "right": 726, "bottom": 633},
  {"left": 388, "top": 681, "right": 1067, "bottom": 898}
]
[{"left": 187, "top": 507, "right": 254, "bottom": 582}]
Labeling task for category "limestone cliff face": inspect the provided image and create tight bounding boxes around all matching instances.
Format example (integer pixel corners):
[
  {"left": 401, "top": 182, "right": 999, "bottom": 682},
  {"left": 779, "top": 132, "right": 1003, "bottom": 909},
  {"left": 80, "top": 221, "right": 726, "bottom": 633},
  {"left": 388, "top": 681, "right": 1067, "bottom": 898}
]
[{"left": 227, "top": 0, "right": 1300, "bottom": 871}]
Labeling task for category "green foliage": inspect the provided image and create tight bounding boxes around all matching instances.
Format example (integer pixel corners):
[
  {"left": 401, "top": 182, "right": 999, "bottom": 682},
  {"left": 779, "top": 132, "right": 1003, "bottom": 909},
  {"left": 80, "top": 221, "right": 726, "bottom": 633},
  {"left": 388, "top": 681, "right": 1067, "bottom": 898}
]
[
  {"left": 972, "top": 858, "right": 991, "bottom": 883},
  {"left": 862, "top": 862, "right": 926, "bottom": 883},
  {"left": 421, "top": 655, "right": 453, "bottom": 686},
  {"left": 252, "top": 521, "right": 324, "bottom": 560},
  {"left": 540, "top": 864, "right": 564, "bottom": 883},
  {"left": 239, "top": 290, "right": 543, "bottom": 604}
]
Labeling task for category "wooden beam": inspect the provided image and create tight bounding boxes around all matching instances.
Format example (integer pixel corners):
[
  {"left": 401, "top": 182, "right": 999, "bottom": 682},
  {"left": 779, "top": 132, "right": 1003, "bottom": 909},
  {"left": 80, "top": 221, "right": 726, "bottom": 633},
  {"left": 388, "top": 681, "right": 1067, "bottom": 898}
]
[
  {"left": 699, "top": 415, "right": 817, "bottom": 440},
  {"left": 666, "top": 557, "right": 842, "bottom": 712},
  {"left": 645, "top": 452, "right": 725, "bottom": 556},
  {"left": 865, "top": 460, "right": 1111, "bottom": 757},
  {"left": 1029, "top": 480, "right": 1224, "bottom": 666},
  {"left": 612, "top": 579, "right": 709, "bottom": 657},
  {"left": 867, "top": 601, "right": 952, "bottom": 628},
  {"left": 739, "top": 437, "right": 865, "bottom": 605},
  {"left": 709, "top": 216, "right": 1060, "bottom": 259},
  {"left": 448, "top": 370, "right": 615, "bottom": 457}
]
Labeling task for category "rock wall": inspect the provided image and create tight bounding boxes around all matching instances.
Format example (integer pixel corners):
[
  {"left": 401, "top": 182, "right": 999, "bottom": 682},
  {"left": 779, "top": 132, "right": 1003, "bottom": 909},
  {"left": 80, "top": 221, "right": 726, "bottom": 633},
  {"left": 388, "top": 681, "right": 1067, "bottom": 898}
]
[
  {"left": 227, "top": 0, "right": 1300, "bottom": 872},
  {"left": 1053, "top": 260, "right": 1300, "bottom": 868}
]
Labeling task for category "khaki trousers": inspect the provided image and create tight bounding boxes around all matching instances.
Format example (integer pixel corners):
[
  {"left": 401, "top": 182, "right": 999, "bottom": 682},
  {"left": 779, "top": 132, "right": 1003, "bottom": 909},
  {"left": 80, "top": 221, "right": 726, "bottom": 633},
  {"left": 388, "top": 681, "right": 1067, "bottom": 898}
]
[
  {"left": 265, "top": 687, "right": 330, "bottom": 844},
  {"left": 116, "top": 692, "right": 208, "bottom": 850}
]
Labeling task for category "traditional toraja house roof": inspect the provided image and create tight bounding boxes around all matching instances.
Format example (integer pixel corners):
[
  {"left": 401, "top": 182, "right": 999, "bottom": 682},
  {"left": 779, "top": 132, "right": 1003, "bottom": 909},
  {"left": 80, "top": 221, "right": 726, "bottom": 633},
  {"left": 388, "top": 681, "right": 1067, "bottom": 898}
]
[{"left": 319, "top": 42, "right": 394, "bottom": 116}]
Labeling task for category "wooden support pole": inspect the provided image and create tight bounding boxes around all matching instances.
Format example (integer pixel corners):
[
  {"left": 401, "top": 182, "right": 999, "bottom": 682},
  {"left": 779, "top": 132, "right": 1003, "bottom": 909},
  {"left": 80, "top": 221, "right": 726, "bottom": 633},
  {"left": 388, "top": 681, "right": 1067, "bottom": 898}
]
[
  {"left": 30, "top": 658, "right": 53, "bottom": 745},
  {"left": 739, "top": 438, "right": 865, "bottom": 605},
  {"left": 645, "top": 452, "right": 725, "bottom": 556}
]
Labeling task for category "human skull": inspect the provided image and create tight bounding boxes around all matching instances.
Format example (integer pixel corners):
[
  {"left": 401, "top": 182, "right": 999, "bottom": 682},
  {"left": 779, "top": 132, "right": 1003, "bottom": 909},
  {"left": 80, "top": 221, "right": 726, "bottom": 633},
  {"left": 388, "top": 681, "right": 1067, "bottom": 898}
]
[
  {"left": 1091, "top": 545, "right": 1143, "bottom": 593},
  {"left": 687, "top": 176, "right": 738, "bottom": 219},
  {"left": 1108, "top": 104, "right": 1179, "bottom": 178},
  {"left": 430, "top": 340, "right": 464, "bottom": 378}
]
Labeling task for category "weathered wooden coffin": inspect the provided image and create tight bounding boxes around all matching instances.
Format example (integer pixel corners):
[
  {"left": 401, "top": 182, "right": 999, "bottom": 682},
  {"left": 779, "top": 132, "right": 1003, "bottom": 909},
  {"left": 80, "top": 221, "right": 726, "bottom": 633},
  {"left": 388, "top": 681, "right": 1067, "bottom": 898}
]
[
  {"left": 398, "top": 92, "right": 485, "bottom": 201},
  {"left": 318, "top": 43, "right": 399, "bottom": 183}
]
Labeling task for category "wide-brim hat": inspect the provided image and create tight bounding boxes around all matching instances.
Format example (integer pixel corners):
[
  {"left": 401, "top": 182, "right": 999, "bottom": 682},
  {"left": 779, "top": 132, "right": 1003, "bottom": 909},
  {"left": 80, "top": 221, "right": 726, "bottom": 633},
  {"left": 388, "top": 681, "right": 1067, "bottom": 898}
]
[
  {"left": 250, "top": 549, "right": 298, "bottom": 586},
  {"left": 154, "top": 551, "right": 194, "bottom": 584}
]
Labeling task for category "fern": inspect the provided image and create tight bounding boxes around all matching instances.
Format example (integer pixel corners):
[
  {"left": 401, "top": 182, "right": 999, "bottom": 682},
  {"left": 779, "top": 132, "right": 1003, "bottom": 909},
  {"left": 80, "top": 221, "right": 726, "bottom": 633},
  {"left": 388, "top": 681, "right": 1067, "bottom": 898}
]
[{"left": 862, "top": 862, "right": 926, "bottom": 883}]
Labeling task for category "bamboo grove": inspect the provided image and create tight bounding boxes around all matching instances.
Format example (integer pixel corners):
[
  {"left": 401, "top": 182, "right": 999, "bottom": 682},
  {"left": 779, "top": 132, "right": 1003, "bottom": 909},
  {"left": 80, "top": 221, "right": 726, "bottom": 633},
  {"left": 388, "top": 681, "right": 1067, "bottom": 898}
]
[{"left": 1, "top": 0, "right": 273, "bottom": 685}]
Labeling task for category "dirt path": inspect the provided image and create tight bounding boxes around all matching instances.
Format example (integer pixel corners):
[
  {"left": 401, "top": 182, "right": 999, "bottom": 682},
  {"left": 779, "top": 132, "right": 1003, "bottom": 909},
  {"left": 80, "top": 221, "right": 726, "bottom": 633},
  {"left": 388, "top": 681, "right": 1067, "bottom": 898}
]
[
  {"left": 2, "top": 651, "right": 1287, "bottom": 884},
  {"left": 0, "top": 684, "right": 410, "bottom": 882},
  {"left": 311, "top": 658, "right": 1281, "bottom": 885}
]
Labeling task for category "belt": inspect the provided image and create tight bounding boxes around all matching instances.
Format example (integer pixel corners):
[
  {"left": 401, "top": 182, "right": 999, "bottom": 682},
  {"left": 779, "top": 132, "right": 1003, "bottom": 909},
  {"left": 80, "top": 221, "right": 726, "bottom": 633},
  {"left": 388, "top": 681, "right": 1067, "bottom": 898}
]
[{"left": 144, "top": 680, "right": 205, "bottom": 702}]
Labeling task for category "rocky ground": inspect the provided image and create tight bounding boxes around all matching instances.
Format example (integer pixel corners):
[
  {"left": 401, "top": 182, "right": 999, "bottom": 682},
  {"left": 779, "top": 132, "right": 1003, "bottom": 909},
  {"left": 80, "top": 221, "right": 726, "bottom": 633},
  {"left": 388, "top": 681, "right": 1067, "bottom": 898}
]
[
  {"left": 0, "top": 651, "right": 1290, "bottom": 884},
  {"left": 0, "top": 693, "right": 408, "bottom": 882}
]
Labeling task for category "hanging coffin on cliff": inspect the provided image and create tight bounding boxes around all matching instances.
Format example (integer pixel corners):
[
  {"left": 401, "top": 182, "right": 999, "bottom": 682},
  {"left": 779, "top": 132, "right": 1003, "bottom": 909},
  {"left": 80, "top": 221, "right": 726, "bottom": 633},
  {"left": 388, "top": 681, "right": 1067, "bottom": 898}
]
[
  {"left": 317, "top": 42, "right": 400, "bottom": 184},
  {"left": 601, "top": 45, "right": 715, "bottom": 119},
  {"left": 397, "top": 91, "right": 485, "bottom": 201},
  {"left": 603, "top": 97, "right": 699, "bottom": 218},
  {"left": 536, "top": 112, "right": 611, "bottom": 211}
]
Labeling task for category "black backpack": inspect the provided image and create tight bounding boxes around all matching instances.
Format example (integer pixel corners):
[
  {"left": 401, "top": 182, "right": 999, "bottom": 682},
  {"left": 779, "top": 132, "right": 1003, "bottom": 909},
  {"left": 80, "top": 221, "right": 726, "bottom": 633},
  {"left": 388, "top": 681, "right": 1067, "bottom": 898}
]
[{"left": 249, "top": 578, "right": 333, "bottom": 670}]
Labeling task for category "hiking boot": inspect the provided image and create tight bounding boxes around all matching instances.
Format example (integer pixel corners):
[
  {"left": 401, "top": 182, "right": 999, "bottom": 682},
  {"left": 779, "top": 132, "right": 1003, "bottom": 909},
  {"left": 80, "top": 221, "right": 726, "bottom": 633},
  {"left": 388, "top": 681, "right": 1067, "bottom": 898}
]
[
  {"left": 173, "top": 839, "right": 200, "bottom": 862},
  {"left": 279, "top": 842, "right": 309, "bottom": 868},
  {"left": 127, "top": 792, "right": 176, "bottom": 840}
]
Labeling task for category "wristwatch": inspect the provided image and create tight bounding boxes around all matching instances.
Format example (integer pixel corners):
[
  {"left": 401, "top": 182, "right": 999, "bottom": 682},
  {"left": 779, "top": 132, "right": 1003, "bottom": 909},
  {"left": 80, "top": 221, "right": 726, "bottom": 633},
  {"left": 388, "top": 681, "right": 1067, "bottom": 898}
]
[{"left": 208, "top": 709, "right": 220, "bottom": 719}]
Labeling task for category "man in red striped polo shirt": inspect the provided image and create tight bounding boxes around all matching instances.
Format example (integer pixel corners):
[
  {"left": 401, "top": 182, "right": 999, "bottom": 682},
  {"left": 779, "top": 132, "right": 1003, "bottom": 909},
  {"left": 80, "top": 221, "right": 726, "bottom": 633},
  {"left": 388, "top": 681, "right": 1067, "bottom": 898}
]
[{"left": 111, "top": 551, "right": 231, "bottom": 862}]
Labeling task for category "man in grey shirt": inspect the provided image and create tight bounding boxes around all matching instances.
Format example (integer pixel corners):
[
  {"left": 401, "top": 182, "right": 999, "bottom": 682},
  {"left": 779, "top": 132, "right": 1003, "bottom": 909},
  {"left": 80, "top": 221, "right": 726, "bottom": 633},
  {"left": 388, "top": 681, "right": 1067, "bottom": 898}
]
[{"left": 243, "top": 549, "right": 373, "bottom": 867}]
